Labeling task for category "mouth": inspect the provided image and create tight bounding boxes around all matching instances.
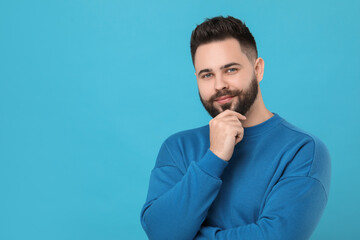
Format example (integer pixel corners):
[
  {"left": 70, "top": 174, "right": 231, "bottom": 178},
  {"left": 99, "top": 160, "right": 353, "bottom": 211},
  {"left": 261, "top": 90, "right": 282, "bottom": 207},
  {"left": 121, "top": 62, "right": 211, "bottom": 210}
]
[{"left": 215, "top": 95, "right": 234, "bottom": 104}]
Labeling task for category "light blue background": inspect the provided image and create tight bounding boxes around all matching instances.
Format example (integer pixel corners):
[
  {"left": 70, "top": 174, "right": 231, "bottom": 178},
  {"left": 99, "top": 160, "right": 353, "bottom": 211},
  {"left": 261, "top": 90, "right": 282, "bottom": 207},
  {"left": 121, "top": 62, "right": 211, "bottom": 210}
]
[{"left": 0, "top": 0, "right": 359, "bottom": 239}]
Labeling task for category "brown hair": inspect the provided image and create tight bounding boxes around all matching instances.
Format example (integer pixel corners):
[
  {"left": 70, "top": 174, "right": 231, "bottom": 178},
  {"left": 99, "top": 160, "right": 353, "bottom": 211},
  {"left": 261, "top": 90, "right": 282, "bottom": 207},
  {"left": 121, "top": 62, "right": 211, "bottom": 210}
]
[{"left": 190, "top": 16, "right": 258, "bottom": 65}]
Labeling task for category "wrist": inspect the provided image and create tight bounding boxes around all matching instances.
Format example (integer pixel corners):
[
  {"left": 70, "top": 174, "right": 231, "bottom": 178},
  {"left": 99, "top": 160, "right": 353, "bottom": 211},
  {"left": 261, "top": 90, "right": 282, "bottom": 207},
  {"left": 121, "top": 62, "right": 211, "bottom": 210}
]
[{"left": 209, "top": 147, "right": 230, "bottom": 161}]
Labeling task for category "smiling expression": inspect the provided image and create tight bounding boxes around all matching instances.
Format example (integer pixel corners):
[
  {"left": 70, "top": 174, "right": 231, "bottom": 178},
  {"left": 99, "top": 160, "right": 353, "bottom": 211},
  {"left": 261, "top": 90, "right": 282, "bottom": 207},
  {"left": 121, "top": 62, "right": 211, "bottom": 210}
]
[{"left": 194, "top": 37, "right": 260, "bottom": 117}]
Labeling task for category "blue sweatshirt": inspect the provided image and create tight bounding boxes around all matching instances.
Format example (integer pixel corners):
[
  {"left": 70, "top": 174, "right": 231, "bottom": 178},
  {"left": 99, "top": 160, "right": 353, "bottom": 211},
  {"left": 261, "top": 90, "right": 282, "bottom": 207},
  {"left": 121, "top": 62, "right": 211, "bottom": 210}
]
[{"left": 140, "top": 112, "right": 331, "bottom": 240}]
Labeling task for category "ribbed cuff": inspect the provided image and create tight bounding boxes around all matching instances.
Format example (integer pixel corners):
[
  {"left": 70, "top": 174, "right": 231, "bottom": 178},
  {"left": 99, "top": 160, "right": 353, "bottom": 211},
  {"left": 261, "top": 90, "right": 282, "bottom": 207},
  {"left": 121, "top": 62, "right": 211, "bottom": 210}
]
[{"left": 196, "top": 149, "right": 228, "bottom": 178}]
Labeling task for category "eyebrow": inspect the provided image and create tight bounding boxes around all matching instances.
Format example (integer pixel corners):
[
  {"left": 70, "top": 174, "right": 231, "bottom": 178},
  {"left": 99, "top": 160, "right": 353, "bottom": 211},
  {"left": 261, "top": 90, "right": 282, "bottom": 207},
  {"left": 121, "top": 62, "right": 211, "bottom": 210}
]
[{"left": 197, "top": 62, "right": 242, "bottom": 77}]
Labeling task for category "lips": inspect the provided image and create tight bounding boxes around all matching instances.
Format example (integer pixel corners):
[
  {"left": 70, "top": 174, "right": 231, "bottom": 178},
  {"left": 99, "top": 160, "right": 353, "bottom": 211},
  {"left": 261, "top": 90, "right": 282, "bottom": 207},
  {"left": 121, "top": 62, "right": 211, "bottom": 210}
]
[
  {"left": 215, "top": 95, "right": 233, "bottom": 101},
  {"left": 215, "top": 95, "right": 234, "bottom": 104}
]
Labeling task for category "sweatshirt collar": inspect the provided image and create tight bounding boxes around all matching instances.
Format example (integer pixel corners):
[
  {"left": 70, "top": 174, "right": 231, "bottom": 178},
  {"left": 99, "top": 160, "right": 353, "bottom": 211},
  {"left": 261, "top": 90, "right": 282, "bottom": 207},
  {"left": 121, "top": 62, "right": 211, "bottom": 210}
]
[{"left": 242, "top": 112, "right": 283, "bottom": 138}]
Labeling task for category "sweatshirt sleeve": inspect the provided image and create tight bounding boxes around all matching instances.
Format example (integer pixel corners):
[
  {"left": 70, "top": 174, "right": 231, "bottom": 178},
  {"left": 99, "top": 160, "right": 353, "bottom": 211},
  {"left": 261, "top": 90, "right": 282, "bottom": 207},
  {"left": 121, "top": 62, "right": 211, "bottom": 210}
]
[
  {"left": 194, "top": 135, "right": 332, "bottom": 240},
  {"left": 140, "top": 142, "right": 228, "bottom": 240},
  {"left": 194, "top": 176, "right": 328, "bottom": 240}
]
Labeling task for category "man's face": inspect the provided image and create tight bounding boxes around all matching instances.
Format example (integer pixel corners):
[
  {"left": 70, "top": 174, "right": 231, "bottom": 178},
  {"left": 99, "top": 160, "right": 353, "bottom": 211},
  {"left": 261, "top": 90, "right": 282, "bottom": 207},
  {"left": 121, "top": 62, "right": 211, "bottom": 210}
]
[{"left": 194, "top": 38, "right": 259, "bottom": 118}]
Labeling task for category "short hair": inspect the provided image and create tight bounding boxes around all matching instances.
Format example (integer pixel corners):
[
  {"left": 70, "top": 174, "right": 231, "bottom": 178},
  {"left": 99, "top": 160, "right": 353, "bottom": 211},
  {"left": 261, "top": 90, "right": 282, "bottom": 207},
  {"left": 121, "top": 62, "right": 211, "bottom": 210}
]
[{"left": 190, "top": 16, "right": 258, "bottom": 66}]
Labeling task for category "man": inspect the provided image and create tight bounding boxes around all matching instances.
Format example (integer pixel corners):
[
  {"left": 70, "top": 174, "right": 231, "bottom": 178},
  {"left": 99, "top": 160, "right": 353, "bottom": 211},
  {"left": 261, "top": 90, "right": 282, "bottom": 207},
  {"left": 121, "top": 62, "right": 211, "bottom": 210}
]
[{"left": 140, "top": 16, "right": 331, "bottom": 240}]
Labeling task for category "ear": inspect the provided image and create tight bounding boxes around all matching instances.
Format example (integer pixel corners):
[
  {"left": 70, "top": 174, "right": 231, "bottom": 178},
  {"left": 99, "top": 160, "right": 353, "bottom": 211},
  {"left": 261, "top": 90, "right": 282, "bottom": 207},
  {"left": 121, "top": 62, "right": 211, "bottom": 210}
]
[
  {"left": 254, "top": 57, "right": 265, "bottom": 82},
  {"left": 194, "top": 72, "right": 200, "bottom": 81}
]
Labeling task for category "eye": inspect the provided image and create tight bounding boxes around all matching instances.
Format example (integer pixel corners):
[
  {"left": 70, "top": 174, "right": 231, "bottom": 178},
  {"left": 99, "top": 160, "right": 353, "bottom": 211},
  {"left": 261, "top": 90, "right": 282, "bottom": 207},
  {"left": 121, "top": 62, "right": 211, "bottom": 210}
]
[
  {"left": 226, "top": 68, "right": 237, "bottom": 73},
  {"left": 202, "top": 73, "right": 213, "bottom": 79}
]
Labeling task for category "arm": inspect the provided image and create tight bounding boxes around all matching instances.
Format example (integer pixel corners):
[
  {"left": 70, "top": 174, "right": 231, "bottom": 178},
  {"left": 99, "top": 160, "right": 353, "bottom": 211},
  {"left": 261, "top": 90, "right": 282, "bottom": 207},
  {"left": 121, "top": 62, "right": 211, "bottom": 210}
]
[
  {"left": 194, "top": 176, "right": 328, "bottom": 240},
  {"left": 140, "top": 142, "right": 228, "bottom": 240},
  {"left": 195, "top": 133, "right": 331, "bottom": 240},
  {"left": 194, "top": 135, "right": 332, "bottom": 240}
]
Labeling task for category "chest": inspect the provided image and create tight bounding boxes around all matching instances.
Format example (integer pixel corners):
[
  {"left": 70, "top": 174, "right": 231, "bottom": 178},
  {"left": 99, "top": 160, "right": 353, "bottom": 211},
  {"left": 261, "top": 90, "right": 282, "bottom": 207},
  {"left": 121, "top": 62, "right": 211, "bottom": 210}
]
[{"left": 205, "top": 144, "right": 284, "bottom": 228}]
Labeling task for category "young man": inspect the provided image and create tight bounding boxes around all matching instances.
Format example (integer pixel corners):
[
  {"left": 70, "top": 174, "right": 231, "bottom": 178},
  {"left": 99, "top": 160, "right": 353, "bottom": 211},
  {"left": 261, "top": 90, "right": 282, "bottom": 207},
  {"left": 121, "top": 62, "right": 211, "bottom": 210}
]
[{"left": 140, "top": 16, "right": 331, "bottom": 240}]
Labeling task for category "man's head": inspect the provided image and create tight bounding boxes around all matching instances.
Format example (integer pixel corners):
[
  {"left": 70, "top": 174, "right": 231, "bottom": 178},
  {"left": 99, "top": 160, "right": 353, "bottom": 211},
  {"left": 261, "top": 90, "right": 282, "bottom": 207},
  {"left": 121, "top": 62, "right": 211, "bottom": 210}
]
[
  {"left": 190, "top": 16, "right": 258, "bottom": 66},
  {"left": 190, "top": 16, "right": 264, "bottom": 118}
]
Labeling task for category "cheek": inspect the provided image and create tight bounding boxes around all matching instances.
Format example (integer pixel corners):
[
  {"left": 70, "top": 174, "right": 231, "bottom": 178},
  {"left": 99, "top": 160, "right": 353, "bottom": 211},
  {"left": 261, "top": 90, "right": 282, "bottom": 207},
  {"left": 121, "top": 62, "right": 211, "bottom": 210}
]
[
  {"left": 197, "top": 82, "right": 212, "bottom": 99},
  {"left": 227, "top": 75, "right": 248, "bottom": 89}
]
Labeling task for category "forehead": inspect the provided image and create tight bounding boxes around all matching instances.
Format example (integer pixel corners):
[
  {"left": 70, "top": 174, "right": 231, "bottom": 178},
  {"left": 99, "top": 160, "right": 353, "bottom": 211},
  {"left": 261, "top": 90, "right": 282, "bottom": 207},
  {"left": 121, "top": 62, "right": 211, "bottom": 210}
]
[{"left": 194, "top": 38, "right": 251, "bottom": 71}]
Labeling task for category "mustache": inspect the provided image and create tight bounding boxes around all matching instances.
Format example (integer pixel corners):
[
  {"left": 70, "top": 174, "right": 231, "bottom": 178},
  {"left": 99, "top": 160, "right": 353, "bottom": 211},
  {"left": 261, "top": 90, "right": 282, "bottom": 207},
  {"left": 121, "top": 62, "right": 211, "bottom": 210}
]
[{"left": 210, "top": 89, "right": 242, "bottom": 102}]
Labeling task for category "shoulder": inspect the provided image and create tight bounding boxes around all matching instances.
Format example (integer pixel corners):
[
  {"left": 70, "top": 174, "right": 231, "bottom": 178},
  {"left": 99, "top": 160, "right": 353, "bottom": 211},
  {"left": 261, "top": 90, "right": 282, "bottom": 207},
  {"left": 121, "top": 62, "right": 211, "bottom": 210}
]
[
  {"left": 279, "top": 119, "right": 331, "bottom": 165},
  {"left": 163, "top": 124, "right": 209, "bottom": 149},
  {"left": 154, "top": 124, "right": 209, "bottom": 170},
  {"left": 278, "top": 119, "right": 331, "bottom": 196}
]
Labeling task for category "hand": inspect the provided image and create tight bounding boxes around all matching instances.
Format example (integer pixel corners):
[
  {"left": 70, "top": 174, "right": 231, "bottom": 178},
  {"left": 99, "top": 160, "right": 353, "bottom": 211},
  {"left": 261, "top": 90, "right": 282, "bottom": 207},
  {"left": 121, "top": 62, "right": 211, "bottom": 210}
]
[{"left": 209, "top": 110, "right": 246, "bottom": 161}]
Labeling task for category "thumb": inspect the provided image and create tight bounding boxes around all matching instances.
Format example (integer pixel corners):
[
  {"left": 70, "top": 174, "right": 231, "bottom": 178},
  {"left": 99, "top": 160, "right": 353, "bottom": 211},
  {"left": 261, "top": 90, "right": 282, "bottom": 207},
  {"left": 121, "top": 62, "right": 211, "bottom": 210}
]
[{"left": 235, "top": 135, "right": 242, "bottom": 145}]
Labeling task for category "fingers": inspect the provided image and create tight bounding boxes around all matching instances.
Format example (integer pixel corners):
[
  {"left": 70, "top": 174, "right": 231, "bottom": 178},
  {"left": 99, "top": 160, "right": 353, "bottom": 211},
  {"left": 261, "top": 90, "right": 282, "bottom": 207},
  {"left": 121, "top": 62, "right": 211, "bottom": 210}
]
[
  {"left": 209, "top": 110, "right": 245, "bottom": 131},
  {"left": 208, "top": 110, "right": 246, "bottom": 160},
  {"left": 215, "top": 109, "right": 247, "bottom": 121},
  {"left": 210, "top": 115, "right": 243, "bottom": 129},
  {"left": 235, "top": 128, "right": 244, "bottom": 145},
  {"left": 223, "top": 122, "right": 244, "bottom": 141}
]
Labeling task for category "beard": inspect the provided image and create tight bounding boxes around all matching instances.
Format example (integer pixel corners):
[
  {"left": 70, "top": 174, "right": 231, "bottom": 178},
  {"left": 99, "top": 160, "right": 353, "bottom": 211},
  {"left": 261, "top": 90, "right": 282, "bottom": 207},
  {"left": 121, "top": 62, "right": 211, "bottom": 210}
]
[{"left": 199, "top": 73, "right": 259, "bottom": 118}]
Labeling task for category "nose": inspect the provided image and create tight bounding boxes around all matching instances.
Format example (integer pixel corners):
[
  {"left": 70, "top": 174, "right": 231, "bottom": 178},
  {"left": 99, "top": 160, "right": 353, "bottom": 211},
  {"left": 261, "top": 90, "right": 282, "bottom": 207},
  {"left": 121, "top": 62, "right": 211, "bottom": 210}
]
[{"left": 214, "top": 74, "right": 229, "bottom": 91}]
